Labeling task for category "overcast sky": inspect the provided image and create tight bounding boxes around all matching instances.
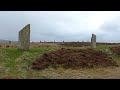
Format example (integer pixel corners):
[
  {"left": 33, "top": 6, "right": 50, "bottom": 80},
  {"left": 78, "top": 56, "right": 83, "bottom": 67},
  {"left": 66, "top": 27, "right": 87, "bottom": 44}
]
[{"left": 0, "top": 11, "right": 120, "bottom": 42}]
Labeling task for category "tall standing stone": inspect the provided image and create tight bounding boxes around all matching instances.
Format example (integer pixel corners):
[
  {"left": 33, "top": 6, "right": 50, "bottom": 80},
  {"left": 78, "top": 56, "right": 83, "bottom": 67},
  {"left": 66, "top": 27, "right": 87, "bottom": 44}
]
[
  {"left": 18, "top": 24, "right": 30, "bottom": 50},
  {"left": 91, "top": 34, "right": 96, "bottom": 48}
]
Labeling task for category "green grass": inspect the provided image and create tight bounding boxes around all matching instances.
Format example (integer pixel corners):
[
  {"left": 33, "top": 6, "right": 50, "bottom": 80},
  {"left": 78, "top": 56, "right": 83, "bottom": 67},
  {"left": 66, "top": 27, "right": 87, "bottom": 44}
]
[
  {"left": 0, "top": 47, "right": 58, "bottom": 79},
  {"left": 0, "top": 45, "right": 120, "bottom": 79},
  {"left": 95, "top": 45, "right": 120, "bottom": 65},
  {"left": 96, "top": 45, "right": 109, "bottom": 51},
  {"left": 96, "top": 44, "right": 120, "bottom": 51}
]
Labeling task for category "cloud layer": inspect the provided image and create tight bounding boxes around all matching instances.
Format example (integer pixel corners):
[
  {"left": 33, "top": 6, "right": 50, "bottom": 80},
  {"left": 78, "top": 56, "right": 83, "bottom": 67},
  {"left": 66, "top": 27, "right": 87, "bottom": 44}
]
[{"left": 0, "top": 11, "right": 120, "bottom": 42}]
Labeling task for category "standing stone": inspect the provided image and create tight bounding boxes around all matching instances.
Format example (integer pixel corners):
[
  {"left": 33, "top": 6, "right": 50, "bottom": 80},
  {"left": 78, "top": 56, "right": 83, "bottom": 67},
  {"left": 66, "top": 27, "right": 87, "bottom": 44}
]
[
  {"left": 18, "top": 24, "right": 30, "bottom": 50},
  {"left": 91, "top": 34, "right": 96, "bottom": 48},
  {"left": 9, "top": 41, "right": 11, "bottom": 44}
]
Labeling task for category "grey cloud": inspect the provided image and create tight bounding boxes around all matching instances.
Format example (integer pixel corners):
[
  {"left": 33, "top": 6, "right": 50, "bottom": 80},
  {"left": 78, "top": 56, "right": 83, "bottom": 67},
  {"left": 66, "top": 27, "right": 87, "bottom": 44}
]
[
  {"left": 0, "top": 11, "right": 120, "bottom": 43},
  {"left": 99, "top": 16, "right": 120, "bottom": 32}
]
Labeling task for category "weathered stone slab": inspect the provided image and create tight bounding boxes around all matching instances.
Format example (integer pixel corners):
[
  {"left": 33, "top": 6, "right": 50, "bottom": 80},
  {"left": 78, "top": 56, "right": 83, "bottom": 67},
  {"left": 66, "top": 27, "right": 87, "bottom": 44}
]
[
  {"left": 91, "top": 34, "right": 96, "bottom": 48},
  {"left": 18, "top": 24, "right": 30, "bottom": 50}
]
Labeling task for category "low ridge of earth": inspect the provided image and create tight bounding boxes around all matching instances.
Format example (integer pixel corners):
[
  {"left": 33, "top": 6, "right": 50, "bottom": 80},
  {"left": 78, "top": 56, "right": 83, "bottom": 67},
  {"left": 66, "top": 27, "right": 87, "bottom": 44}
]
[
  {"left": 58, "top": 42, "right": 120, "bottom": 47},
  {"left": 32, "top": 48, "right": 118, "bottom": 70}
]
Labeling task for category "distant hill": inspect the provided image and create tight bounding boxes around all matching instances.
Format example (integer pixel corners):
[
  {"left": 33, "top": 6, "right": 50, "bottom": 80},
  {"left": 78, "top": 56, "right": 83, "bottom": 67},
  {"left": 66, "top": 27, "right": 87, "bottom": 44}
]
[{"left": 0, "top": 39, "right": 18, "bottom": 44}]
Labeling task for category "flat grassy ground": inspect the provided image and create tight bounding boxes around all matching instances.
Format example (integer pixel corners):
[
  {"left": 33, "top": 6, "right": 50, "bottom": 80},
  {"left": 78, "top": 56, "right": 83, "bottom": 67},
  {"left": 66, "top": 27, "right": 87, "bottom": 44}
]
[{"left": 0, "top": 45, "right": 120, "bottom": 79}]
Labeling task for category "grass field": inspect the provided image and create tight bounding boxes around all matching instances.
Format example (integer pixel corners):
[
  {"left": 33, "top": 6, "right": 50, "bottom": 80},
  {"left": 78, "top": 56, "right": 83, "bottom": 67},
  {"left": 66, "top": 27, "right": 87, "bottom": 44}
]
[{"left": 0, "top": 45, "right": 120, "bottom": 79}]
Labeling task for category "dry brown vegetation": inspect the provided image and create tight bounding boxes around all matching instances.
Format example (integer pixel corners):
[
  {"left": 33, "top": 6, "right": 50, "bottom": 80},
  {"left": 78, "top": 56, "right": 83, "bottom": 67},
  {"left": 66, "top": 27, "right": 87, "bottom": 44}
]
[
  {"left": 29, "top": 43, "right": 62, "bottom": 48},
  {"left": 1, "top": 42, "right": 120, "bottom": 49},
  {"left": 37, "top": 66, "right": 120, "bottom": 79},
  {"left": 110, "top": 46, "right": 120, "bottom": 55},
  {"left": 0, "top": 42, "right": 120, "bottom": 79},
  {"left": 0, "top": 44, "right": 18, "bottom": 48}
]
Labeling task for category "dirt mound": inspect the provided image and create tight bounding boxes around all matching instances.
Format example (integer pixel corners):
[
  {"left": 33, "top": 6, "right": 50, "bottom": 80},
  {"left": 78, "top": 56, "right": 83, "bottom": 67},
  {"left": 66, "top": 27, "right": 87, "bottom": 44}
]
[
  {"left": 110, "top": 46, "right": 120, "bottom": 55},
  {"left": 32, "top": 48, "right": 118, "bottom": 70}
]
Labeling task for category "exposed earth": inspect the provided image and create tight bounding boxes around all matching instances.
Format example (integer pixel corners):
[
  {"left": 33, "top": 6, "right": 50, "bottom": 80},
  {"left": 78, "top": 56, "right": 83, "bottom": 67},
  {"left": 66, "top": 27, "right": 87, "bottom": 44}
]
[
  {"left": 110, "top": 46, "right": 120, "bottom": 55},
  {"left": 32, "top": 48, "right": 118, "bottom": 70}
]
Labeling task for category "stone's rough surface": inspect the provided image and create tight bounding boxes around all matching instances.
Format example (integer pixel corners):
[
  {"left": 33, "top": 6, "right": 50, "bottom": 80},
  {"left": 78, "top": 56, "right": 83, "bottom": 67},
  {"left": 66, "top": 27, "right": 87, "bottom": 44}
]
[
  {"left": 18, "top": 24, "right": 30, "bottom": 50},
  {"left": 91, "top": 34, "right": 96, "bottom": 48}
]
